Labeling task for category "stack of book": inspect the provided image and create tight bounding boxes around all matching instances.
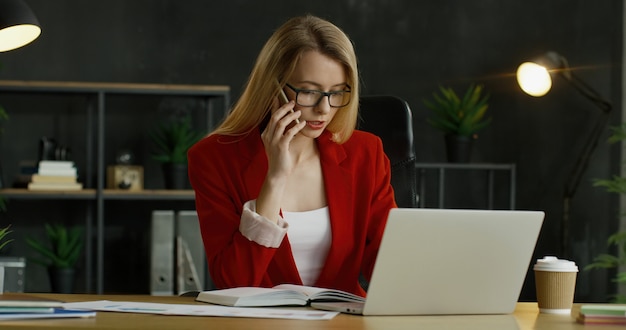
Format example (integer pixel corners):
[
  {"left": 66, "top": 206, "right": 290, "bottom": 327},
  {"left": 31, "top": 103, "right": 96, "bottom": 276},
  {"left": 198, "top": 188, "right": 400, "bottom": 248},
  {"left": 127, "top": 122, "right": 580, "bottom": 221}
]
[
  {"left": 0, "top": 293, "right": 95, "bottom": 320},
  {"left": 27, "top": 160, "right": 83, "bottom": 191},
  {"left": 576, "top": 304, "right": 626, "bottom": 325}
]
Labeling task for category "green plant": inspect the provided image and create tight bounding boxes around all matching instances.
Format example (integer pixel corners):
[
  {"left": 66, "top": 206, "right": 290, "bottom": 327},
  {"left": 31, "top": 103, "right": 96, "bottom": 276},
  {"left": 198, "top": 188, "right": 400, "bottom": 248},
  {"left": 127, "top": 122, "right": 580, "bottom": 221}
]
[
  {"left": 0, "top": 225, "right": 12, "bottom": 251},
  {"left": 423, "top": 84, "right": 491, "bottom": 137},
  {"left": 584, "top": 231, "right": 626, "bottom": 303},
  {"left": 150, "top": 115, "right": 204, "bottom": 164},
  {"left": 586, "top": 123, "right": 626, "bottom": 303},
  {"left": 25, "top": 223, "right": 83, "bottom": 269}
]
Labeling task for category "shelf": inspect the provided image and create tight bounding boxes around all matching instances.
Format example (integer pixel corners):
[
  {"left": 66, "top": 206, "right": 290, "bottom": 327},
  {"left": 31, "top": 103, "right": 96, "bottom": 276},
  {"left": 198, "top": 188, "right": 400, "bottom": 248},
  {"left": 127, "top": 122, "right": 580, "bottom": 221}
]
[
  {"left": 0, "top": 189, "right": 195, "bottom": 201},
  {"left": 0, "top": 80, "right": 229, "bottom": 295},
  {"left": 102, "top": 189, "right": 195, "bottom": 200},
  {"left": 0, "top": 188, "right": 97, "bottom": 200},
  {"left": 415, "top": 163, "right": 516, "bottom": 209},
  {"left": 415, "top": 163, "right": 516, "bottom": 170},
  {"left": 0, "top": 80, "right": 230, "bottom": 96}
]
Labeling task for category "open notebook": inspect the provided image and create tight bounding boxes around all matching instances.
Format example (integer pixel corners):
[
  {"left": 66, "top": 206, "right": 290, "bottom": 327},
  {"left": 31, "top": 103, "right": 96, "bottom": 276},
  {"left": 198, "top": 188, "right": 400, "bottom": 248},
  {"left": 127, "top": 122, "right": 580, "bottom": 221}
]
[{"left": 312, "top": 208, "right": 544, "bottom": 315}]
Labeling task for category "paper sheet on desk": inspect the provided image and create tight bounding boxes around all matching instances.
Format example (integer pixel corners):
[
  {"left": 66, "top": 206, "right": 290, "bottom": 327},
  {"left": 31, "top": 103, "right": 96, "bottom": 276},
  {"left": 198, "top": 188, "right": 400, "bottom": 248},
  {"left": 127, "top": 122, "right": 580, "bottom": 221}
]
[{"left": 62, "top": 300, "right": 338, "bottom": 320}]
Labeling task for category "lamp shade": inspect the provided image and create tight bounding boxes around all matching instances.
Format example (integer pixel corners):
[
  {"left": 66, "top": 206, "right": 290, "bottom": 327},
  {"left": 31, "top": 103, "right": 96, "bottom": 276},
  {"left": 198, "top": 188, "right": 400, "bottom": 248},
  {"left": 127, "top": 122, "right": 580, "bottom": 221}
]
[
  {"left": 517, "top": 62, "right": 552, "bottom": 97},
  {"left": 516, "top": 51, "right": 566, "bottom": 97},
  {"left": 0, "top": 0, "right": 40, "bottom": 52}
]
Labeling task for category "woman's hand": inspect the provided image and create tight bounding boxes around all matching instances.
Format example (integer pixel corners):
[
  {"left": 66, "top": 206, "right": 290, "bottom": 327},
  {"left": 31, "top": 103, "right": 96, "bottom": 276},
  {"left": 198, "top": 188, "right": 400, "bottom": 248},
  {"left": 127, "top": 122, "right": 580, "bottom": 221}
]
[
  {"left": 257, "top": 100, "right": 305, "bottom": 223},
  {"left": 261, "top": 100, "right": 305, "bottom": 179}
]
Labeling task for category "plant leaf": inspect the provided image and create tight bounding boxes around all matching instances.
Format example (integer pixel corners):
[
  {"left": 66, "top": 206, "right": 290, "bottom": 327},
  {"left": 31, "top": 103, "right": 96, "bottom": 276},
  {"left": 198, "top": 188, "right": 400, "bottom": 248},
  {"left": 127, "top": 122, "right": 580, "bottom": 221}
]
[
  {"left": 25, "top": 223, "right": 83, "bottom": 268},
  {"left": 151, "top": 116, "right": 204, "bottom": 164},
  {"left": 0, "top": 225, "right": 12, "bottom": 251},
  {"left": 424, "top": 84, "right": 491, "bottom": 136},
  {"left": 614, "top": 272, "right": 626, "bottom": 284},
  {"left": 584, "top": 254, "right": 620, "bottom": 270},
  {"left": 607, "top": 123, "right": 626, "bottom": 143}
]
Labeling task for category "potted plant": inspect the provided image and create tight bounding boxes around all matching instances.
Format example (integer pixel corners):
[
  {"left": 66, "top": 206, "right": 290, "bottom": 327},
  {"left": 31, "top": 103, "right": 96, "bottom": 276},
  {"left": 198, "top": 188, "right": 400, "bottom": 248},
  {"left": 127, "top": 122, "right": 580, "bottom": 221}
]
[
  {"left": 586, "top": 123, "right": 626, "bottom": 303},
  {"left": 25, "top": 223, "right": 84, "bottom": 293},
  {"left": 423, "top": 84, "right": 491, "bottom": 162},
  {"left": 150, "top": 115, "right": 204, "bottom": 189}
]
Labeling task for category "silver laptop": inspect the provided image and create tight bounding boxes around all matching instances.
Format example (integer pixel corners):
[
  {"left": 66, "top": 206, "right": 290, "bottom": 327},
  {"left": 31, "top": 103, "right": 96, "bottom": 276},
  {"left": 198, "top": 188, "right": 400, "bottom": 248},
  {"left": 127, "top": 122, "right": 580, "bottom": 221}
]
[{"left": 312, "top": 208, "right": 544, "bottom": 315}]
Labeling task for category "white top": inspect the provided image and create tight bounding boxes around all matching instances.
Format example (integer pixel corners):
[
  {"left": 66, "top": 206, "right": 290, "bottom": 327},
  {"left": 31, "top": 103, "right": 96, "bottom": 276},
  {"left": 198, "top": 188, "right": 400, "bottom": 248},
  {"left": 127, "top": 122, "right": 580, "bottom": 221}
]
[{"left": 282, "top": 207, "right": 332, "bottom": 286}]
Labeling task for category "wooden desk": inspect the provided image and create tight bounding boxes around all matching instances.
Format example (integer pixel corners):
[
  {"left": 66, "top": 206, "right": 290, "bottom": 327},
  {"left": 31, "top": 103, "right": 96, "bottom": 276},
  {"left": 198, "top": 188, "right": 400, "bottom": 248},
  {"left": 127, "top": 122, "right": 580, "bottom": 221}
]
[{"left": 0, "top": 294, "right": 598, "bottom": 329}]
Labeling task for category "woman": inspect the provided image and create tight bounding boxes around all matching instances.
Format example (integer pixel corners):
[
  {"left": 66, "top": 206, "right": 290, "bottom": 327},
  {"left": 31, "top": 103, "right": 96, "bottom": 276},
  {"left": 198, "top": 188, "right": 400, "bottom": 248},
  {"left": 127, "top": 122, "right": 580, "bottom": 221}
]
[{"left": 188, "top": 15, "right": 396, "bottom": 297}]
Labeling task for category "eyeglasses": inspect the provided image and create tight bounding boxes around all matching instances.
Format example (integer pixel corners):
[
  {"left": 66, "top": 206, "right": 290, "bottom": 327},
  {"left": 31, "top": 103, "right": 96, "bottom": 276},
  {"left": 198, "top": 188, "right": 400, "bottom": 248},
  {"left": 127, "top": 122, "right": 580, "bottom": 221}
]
[{"left": 286, "top": 83, "right": 351, "bottom": 108}]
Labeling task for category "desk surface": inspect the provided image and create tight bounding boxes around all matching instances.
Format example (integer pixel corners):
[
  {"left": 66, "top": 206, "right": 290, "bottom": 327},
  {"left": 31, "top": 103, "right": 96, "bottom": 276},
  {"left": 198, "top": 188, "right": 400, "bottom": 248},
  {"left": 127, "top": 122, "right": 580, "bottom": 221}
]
[{"left": 0, "top": 294, "right": 601, "bottom": 329}]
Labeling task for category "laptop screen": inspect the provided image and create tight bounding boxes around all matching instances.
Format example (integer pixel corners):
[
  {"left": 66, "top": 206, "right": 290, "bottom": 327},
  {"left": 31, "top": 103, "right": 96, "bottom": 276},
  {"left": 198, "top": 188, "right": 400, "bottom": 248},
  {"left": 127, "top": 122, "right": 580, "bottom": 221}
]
[{"left": 362, "top": 208, "right": 544, "bottom": 315}]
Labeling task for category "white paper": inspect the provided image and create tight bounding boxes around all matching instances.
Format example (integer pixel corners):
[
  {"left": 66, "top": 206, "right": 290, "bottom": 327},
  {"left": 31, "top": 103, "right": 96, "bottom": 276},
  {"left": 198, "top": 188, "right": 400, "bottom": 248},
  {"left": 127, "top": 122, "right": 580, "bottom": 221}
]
[{"left": 62, "top": 300, "right": 338, "bottom": 320}]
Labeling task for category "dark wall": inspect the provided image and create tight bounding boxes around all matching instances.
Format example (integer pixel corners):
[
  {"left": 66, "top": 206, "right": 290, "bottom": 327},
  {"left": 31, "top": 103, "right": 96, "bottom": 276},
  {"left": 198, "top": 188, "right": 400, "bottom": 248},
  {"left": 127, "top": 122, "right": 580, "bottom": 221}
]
[{"left": 0, "top": 0, "right": 621, "bottom": 301}]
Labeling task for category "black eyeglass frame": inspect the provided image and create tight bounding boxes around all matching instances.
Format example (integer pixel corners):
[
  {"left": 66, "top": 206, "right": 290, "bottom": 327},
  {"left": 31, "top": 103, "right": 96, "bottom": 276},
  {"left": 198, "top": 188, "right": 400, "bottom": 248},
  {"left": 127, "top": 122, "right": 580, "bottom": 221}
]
[{"left": 285, "top": 83, "right": 351, "bottom": 108}]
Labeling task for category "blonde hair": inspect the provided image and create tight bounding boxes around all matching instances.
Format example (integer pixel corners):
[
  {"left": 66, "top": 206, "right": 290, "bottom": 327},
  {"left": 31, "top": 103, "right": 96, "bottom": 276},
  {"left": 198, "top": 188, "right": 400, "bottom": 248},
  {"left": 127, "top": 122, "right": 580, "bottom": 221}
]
[{"left": 211, "top": 15, "right": 359, "bottom": 144}]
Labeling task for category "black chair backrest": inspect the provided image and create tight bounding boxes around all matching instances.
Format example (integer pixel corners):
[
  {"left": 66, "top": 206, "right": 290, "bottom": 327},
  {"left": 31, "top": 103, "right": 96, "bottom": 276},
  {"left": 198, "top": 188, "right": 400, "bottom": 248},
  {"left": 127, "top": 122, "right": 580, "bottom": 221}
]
[{"left": 357, "top": 95, "right": 417, "bottom": 208}]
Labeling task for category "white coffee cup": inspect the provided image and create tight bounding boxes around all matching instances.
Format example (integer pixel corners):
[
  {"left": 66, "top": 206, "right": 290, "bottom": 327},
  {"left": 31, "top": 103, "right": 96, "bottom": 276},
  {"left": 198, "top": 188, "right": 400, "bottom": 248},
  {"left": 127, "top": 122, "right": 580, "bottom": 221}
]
[{"left": 533, "top": 256, "right": 578, "bottom": 314}]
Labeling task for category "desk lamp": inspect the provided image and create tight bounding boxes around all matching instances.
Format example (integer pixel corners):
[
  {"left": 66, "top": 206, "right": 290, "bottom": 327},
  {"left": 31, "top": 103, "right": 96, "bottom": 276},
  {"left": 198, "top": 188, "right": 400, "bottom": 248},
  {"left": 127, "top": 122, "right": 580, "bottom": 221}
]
[
  {"left": 0, "top": 0, "right": 40, "bottom": 52},
  {"left": 516, "top": 51, "right": 612, "bottom": 257}
]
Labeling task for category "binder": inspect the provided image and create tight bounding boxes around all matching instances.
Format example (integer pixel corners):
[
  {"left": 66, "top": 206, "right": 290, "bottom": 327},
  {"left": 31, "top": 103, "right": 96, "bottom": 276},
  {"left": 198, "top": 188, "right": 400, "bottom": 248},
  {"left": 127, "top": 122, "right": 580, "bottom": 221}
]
[
  {"left": 150, "top": 210, "right": 175, "bottom": 296},
  {"left": 0, "top": 257, "right": 26, "bottom": 293},
  {"left": 176, "top": 211, "right": 212, "bottom": 293}
]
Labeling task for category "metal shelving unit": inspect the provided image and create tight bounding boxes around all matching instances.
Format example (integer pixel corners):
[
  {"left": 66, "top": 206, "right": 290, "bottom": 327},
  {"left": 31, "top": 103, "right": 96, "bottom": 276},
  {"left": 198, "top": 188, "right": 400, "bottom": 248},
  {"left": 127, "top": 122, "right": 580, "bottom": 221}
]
[
  {"left": 0, "top": 80, "right": 230, "bottom": 294},
  {"left": 415, "top": 163, "right": 516, "bottom": 210}
]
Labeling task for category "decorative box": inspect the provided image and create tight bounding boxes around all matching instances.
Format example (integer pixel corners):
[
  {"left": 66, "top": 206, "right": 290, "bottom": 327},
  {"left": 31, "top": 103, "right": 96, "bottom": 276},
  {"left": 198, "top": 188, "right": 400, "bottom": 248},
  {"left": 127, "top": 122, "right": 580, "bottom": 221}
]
[{"left": 107, "top": 165, "right": 144, "bottom": 190}]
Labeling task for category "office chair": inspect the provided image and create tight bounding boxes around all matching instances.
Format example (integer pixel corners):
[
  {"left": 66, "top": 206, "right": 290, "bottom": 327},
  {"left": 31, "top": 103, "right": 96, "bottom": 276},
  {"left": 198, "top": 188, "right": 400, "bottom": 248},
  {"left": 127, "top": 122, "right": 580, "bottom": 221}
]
[{"left": 358, "top": 95, "right": 418, "bottom": 208}]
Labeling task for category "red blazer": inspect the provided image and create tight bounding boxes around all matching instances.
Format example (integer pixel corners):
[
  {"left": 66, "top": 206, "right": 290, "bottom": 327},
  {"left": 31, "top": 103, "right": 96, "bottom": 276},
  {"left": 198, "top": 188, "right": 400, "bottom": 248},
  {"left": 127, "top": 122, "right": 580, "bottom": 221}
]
[{"left": 188, "top": 129, "right": 397, "bottom": 297}]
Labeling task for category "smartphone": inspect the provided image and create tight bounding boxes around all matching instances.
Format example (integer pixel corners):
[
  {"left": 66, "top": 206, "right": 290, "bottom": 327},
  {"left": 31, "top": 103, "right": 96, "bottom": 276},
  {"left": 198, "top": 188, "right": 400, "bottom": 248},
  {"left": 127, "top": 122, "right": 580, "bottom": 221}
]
[
  {"left": 277, "top": 85, "right": 289, "bottom": 105},
  {"left": 277, "top": 81, "right": 299, "bottom": 124}
]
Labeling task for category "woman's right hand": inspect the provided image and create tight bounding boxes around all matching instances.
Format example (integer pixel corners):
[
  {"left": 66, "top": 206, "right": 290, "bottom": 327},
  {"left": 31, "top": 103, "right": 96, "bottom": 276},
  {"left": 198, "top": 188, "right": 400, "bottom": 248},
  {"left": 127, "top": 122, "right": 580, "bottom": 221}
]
[
  {"left": 257, "top": 100, "right": 305, "bottom": 223},
  {"left": 260, "top": 100, "right": 305, "bottom": 180}
]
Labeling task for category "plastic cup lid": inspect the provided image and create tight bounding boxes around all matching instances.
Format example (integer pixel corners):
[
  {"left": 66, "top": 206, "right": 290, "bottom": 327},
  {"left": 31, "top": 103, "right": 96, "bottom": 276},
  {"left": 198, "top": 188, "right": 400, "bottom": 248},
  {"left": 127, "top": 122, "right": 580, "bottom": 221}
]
[{"left": 534, "top": 256, "right": 578, "bottom": 272}]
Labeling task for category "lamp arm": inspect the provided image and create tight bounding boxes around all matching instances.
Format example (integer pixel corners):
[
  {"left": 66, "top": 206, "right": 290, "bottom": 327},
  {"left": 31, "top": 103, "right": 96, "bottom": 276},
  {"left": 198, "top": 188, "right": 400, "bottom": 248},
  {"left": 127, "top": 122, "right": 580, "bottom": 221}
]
[
  {"left": 560, "top": 71, "right": 612, "bottom": 113},
  {"left": 559, "top": 69, "right": 613, "bottom": 197},
  {"left": 535, "top": 51, "right": 613, "bottom": 257},
  {"left": 560, "top": 111, "right": 610, "bottom": 257},
  {"left": 559, "top": 90, "right": 611, "bottom": 257},
  {"left": 563, "top": 111, "right": 611, "bottom": 199}
]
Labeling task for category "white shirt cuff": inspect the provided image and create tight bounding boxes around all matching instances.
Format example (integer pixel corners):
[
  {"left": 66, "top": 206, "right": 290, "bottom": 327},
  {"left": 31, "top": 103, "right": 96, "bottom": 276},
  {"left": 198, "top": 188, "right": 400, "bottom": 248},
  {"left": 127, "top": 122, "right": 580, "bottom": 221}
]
[{"left": 239, "top": 200, "right": 288, "bottom": 248}]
